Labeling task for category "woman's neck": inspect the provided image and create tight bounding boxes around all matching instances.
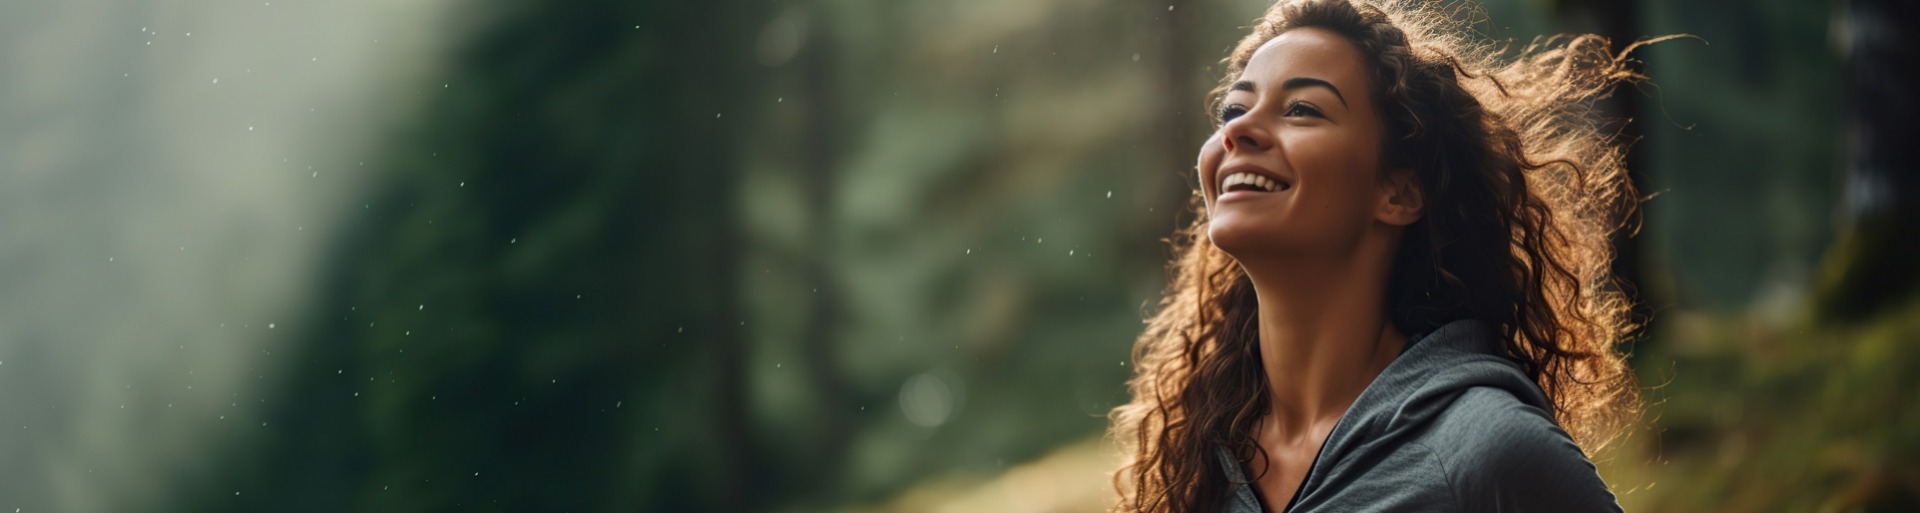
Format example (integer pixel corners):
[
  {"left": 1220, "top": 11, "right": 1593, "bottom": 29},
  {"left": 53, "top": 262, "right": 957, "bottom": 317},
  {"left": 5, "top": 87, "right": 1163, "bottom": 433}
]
[{"left": 1240, "top": 248, "right": 1407, "bottom": 443}]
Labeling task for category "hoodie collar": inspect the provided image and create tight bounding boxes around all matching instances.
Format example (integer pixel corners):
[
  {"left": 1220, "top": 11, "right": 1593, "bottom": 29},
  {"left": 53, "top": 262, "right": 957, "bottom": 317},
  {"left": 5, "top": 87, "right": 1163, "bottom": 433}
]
[{"left": 1218, "top": 319, "right": 1549, "bottom": 512}]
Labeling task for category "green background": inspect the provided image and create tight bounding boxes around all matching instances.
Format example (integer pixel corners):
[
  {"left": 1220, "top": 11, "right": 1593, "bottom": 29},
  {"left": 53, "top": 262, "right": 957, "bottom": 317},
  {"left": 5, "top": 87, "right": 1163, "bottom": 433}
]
[{"left": 0, "top": 0, "right": 1909, "bottom": 511}]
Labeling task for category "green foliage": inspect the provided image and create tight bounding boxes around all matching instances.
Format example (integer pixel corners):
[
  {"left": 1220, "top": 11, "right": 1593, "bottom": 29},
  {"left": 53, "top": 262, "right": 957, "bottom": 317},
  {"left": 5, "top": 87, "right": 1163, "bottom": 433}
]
[
  {"left": 1603, "top": 301, "right": 1920, "bottom": 512},
  {"left": 175, "top": 1, "right": 769, "bottom": 511}
]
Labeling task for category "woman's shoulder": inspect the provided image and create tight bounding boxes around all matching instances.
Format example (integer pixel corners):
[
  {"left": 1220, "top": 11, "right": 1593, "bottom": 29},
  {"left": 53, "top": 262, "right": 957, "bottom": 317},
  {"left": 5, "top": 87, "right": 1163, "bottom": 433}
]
[
  {"left": 1426, "top": 386, "right": 1571, "bottom": 460},
  {"left": 1416, "top": 386, "right": 1623, "bottom": 512}
]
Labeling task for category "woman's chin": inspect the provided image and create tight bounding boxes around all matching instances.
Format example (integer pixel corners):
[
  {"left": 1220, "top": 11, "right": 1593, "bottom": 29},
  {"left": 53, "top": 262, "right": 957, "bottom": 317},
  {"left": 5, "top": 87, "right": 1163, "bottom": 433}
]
[{"left": 1206, "top": 216, "right": 1286, "bottom": 256}]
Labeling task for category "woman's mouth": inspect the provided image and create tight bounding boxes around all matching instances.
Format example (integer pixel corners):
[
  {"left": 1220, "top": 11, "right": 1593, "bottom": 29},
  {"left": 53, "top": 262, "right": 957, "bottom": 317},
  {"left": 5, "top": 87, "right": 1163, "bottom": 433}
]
[{"left": 1218, "top": 171, "right": 1290, "bottom": 200}]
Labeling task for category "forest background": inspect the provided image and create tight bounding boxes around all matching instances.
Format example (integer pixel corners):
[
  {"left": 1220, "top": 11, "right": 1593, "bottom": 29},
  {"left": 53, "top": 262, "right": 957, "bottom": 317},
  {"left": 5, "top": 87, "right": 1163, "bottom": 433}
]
[{"left": 0, "top": 0, "right": 1914, "bottom": 511}]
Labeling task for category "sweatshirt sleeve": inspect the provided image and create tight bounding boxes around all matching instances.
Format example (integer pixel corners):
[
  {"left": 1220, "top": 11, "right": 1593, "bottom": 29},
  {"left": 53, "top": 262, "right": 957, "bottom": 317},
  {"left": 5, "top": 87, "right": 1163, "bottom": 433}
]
[{"left": 1429, "top": 387, "right": 1623, "bottom": 513}]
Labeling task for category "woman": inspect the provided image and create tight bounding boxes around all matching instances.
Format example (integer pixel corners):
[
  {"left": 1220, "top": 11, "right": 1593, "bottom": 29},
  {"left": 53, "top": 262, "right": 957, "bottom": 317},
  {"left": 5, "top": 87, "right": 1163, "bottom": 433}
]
[{"left": 1109, "top": 0, "right": 1660, "bottom": 511}]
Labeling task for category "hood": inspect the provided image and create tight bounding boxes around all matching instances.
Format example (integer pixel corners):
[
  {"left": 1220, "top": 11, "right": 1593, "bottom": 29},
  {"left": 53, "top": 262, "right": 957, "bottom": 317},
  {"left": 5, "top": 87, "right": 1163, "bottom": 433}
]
[{"left": 1298, "top": 318, "right": 1551, "bottom": 491}]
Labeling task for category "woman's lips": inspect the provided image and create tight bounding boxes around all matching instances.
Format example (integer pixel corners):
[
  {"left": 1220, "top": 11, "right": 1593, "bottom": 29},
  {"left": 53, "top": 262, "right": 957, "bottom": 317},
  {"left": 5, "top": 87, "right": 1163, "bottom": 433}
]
[
  {"left": 1217, "top": 189, "right": 1276, "bottom": 202},
  {"left": 1215, "top": 167, "right": 1291, "bottom": 202}
]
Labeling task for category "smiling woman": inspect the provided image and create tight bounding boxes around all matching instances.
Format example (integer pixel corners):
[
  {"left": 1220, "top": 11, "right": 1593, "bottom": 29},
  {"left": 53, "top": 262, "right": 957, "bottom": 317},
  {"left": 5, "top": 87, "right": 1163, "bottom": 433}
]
[{"left": 1108, "top": 0, "right": 1664, "bottom": 512}]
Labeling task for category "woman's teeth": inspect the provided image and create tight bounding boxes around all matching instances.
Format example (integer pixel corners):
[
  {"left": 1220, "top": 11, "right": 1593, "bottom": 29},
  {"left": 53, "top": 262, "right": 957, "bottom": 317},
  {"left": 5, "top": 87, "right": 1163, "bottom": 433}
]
[{"left": 1222, "top": 172, "right": 1278, "bottom": 193}]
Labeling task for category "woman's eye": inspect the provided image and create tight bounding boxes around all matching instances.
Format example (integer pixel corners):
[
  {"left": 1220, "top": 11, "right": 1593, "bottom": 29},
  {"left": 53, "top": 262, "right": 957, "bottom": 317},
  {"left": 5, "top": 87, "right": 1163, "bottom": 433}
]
[
  {"left": 1284, "top": 101, "right": 1323, "bottom": 118},
  {"left": 1219, "top": 105, "right": 1248, "bottom": 124}
]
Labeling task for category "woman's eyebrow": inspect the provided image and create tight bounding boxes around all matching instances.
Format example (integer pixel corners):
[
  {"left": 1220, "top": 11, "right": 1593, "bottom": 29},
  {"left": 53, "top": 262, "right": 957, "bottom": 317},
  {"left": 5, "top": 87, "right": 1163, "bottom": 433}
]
[
  {"left": 1229, "top": 78, "right": 1348, "bottom": 108},
  {"left": 1280, "top": 77, "right": 1348, "bottom": 107}
]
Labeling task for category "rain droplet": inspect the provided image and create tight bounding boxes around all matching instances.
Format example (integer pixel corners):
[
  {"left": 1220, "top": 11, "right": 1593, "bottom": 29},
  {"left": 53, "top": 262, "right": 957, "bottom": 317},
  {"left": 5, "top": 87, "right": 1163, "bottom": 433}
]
[
  {"left": 417, "top": 304, "right": 424, "bottom": 310},
  {"left": 1107, "top": 190, "right": 1113, "bottom": 198},
  {"left": 992, "top": 45, "right": 999, "bottom": 54},
  {"left": 1132, "top": 53, "right": 1141, "bottom": 62},
  {"left": 267, "top": 323, "right": 276, "bottom": 329},
  {"left": 211, "top": 78, "right": 218, "bottom": 84},
  {"left": 509, "top": 238, "right": 517, "bottom": 244}
]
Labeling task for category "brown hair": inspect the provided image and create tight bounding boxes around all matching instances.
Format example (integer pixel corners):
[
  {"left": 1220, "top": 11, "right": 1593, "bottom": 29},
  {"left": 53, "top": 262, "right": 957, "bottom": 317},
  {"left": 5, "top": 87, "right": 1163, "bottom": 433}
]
[{"left": 1108, "top": 1, "right": 1661, "bottom": 511}]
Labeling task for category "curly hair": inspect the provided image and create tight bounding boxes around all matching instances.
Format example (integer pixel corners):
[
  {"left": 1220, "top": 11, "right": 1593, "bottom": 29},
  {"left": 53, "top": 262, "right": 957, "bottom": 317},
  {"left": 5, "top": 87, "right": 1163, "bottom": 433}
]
[{"left": 1107, "top": 1, "right": 1664, "bottom": 511}]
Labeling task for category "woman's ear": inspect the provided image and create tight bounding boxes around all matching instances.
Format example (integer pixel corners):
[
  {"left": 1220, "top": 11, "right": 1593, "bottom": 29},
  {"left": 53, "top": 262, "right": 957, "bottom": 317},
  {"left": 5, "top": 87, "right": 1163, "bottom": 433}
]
[{"left": 1376, "top": 168, "right": 1424, "bottom": 226}]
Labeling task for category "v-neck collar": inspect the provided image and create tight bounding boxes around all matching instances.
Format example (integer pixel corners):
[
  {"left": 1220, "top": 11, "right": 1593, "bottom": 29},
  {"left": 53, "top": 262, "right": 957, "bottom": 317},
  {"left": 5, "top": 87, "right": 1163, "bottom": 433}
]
[{"left": 1216, "top": 328, "right": 1436, "bottom": 513}]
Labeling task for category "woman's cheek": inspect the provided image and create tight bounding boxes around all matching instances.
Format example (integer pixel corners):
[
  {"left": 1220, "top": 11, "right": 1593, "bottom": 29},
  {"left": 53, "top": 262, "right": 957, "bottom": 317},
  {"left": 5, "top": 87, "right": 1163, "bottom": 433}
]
[{"left": 1196, "top": 131, "right": 1226, "bottom": 199}]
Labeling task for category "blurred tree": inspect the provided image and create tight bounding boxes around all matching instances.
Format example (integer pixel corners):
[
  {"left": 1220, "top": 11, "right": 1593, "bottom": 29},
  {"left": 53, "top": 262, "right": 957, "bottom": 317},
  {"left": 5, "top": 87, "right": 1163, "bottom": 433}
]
[
  {"left": 1812, "top": 0, "right": 1920, "bottom": 323},
  {"left": 796, "top": 3, "right": 855, "bottom": 485},
  {"left": 1637, "top": 0, "right": 1842, "bottom": 313},
  {"left": 173, "top": 1, "right": 771, "bottom": 511}
]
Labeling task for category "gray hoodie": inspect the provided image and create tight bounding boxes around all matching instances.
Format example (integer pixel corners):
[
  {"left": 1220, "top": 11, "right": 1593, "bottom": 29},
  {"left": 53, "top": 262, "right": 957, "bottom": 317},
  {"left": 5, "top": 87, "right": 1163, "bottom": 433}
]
[{"left": 1216, "top": 319, "right": 1623, "bottom": 512}]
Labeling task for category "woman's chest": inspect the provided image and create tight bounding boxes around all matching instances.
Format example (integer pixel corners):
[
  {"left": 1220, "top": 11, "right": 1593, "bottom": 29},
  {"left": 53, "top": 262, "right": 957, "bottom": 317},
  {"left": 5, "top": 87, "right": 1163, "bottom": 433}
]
[{"left": 1249, "top": 446, "right": 1314, "bottom": 511}]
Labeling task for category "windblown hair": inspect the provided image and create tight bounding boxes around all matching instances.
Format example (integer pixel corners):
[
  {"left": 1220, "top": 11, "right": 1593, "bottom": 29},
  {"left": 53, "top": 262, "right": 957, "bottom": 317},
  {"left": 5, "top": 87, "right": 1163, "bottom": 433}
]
[{"left": 1108, "top": 1, "right": 1663, "bottom": 511}]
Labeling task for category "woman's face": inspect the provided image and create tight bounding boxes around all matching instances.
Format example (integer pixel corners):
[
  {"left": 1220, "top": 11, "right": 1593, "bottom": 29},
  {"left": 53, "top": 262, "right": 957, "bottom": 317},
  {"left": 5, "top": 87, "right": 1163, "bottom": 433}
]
[{"left": 1198, "top": 28, "right": 1410, "bottom": 262}]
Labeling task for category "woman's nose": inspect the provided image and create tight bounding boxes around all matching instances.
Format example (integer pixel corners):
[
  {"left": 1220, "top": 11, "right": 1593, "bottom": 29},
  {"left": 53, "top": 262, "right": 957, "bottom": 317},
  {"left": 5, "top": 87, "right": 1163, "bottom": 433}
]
[{"left": 1220, "top": 116, "right": 1273, "bottom": 153}]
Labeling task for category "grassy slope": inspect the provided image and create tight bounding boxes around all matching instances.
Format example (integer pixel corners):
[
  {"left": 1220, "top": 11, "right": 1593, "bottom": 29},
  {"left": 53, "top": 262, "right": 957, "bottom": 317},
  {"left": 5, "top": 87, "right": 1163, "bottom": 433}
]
[{"left": 1601, "top": 301, "right": 1920, "bottom": 512}]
